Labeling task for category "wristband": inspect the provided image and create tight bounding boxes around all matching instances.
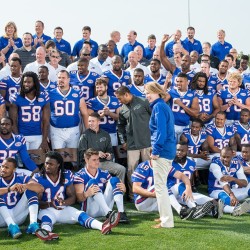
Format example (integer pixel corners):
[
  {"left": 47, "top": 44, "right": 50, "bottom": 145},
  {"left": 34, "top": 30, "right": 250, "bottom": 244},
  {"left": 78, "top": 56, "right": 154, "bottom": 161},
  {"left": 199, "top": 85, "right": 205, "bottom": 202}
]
[{"left": 7, "top": 186, "right": 11, "bottom": 192}]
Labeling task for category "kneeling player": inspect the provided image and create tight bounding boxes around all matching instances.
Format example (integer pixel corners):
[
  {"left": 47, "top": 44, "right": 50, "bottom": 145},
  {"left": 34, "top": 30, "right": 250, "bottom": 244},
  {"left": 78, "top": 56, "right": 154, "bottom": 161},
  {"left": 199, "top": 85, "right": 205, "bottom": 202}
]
[
  {"left": 208, "top": 147, "right": 250, "bottom": 216},
  {"left": 74, "top": 148, "right": 129, "bottom": 224},
  {"left": 0, "top": 158, "right": 44, "bottom": 239},
  {"left": 33, "top": 151, "right": 120, "bottom": 241}
]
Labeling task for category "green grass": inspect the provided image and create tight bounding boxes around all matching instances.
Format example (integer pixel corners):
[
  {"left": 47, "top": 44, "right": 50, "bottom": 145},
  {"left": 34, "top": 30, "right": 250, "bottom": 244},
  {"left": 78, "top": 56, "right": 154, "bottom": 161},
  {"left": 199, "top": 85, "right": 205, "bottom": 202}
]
[{"left": 1, "top": 196, "right": 250, "bottom": 250}]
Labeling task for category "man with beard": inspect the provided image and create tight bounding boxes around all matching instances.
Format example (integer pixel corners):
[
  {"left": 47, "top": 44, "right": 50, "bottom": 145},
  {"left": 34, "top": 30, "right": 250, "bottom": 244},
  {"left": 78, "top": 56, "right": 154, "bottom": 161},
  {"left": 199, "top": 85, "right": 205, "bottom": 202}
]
[
  {"left": 86, "top": 78, "right": 120, "bottom": 147},
  {"left": 0, "top": 157, "right": 44, "bottom": 238},
  {"left": 128, "top": 68, "right": 145, "bottom": 98},
  {"left": 9, "top": 72, "right": 50, "bottom": 151},
  {"left": 144, "top": 59, "right": 166, "bottom": 85},
  {"left": 182, "top": 27, "right": 202, "bottom": 55},
  {"left": 14, "top": 32, "right": 36, "bottom": 71},
  {"left": 233, "top": 109, "right": 250, "bottom": 150},
  {"left": 190, "top": 72, "right": 220, "bottom": 124},
  {"left": 49, "top": 70, "right": 88, "bottom": 150},
  {"left": 215, "top": 60, "right": 230, "bottom": 91},
  {"left": 237, "top": 144, "right": 250, "bottom": 182},
  {"left": 103, "top": 55, "right": 131, "bottom": 97},
  {"left": 0, "top": 57, "right": 22, "bottom": 104},
  {"left": 0, "top": 117, "right": 38, "bottom": 174},
  {"left": 160, "top": 34, "right": 196, "bottom": 88},
  {"left": 69, "top": 58, "right": 100, "bottom": 102}
]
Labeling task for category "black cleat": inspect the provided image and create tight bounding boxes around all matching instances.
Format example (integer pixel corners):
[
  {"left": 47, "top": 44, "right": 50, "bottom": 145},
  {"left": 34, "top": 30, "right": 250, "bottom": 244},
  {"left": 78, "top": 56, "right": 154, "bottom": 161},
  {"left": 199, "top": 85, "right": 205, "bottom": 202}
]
[
  {"left": 119, "top": 212, "right": 130, "bottom": 224},
  {"left": 192, "top": 201, "right": 214, "bottom": 219},
  {"left": 179, "top": 206, "right": 196, "bottom": 220}
]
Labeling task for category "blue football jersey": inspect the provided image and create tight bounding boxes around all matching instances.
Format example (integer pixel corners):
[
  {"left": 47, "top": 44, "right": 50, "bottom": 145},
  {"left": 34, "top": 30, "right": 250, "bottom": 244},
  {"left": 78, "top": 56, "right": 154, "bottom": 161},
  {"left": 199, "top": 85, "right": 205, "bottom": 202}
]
[
  {"left": 0, "top": 172, "right": 30, "bottom": 209},
  {"left": 215, "top": 74, "right": 228, "bottom": 90},
  {"left": 172, "top": 68, "right": 196, "bottom": 88},
  {"left": 194, "top": 90, "right": 215, "bottom": 116},
  {"left": 86, "top": 96, "right": 120, "bottom": 133},
  {"left": 33, "top": 170, "right": 73, "bottom": 206},
  {"left": 127, "top": 84, "right": 145, "bottom": 98},
  {"left": 0, "top": 76, "right": 21, "bottom": 102},
  {"left": 236, "top": 155, "right": 250, "bottom": 182},
  {"left": 206, "top": 124, "right": 234, "bottom": 150},
  {"left": 233, "top": 121, "right": 250, "bottom": 144},
  {"left": 103, "top": 70, "right": 131, "bottom": 96},
  {"left": 144, "top": 74, "right": 166, "bottom": 85},
  {"left": 40, "top": 81, "right": 57, "bottom": 93},
  {"left": 49, "top": 87, "right": 83, "bottom": 128},
  {"left": 207, "top": 74, "right": 219, "bottom": 91},
  {"left": 167, "top": 158, "right": 196, "bottom": 189},
  {"left": 182, "top": 128, "right": 207, "bottom": 154},
  {"left": 69, "top": 71, "right": 100, "bottom": 101},
  {"left": 208, "top": 156, "right": 242, "bottom": 194},
  {"left": 168, "top": 88, "right": 195, "bottom": 126},
  {"left": 131, "top": 160, "right": 154, "bottom": 201},
  {"left": 242, "top": 74, "right": 250, "bottom": 90},
  {"left": 218, "top": 88, "right": 249, "bottom": 121},
  {"left": 10, "top": 92, "right": 49, "bottom": 136}
]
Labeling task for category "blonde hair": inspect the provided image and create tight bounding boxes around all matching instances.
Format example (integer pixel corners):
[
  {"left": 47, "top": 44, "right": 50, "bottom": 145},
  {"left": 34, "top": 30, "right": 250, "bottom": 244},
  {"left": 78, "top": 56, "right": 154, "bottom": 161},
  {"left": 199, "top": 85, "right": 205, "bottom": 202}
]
[
  {"left": 227, "top": 72, "right": 242, "bottom": 86},
  {"left": 4, "top": 21, "right": 18, "bottom": 39},
  {"left": 144, "top": 81, "right": 167, "bottom": 99}
]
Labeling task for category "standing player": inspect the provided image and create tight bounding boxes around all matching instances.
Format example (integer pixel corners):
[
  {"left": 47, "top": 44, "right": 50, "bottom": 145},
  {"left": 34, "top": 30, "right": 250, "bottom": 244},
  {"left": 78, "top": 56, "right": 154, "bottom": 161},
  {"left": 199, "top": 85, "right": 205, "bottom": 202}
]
[
  {"left": 0, "top": 117, "right": 38, "bottom": 174},
  {"left": 208, "top": 147, "right": 250, "bottom": 216},
  {"left": 128, "top": 68, "right": 145, "bottom": 98},
  {"left": 49, "top": 70, "right": 88, "bottom": 150},
  {"left": 9, "top": 71, "right": 50, "bottom": 151},
  {"left": 190, "top": 72, "right": 220, "bottom": 125},
  {"left": 69, "top": 58, "right": 100, "bottom": 101},
  {"left": 233, "top": 109, "right": 250, "bottom": 150},
  {"left": 0, "top": 158, "right": 44, "bottom": 238},
  {"left": 74, "top": 148, "right": 128, "bottom": 223},
  {"left": 103, "top": 55, "right": 131, "bottom": 97},
  {"left": 218, "top": 72, "right": 250, "bottom": 125},
  {"left": 144, "top": 59, "right": 166, "bottom": 85},
  {"left": 165, "top": 72, "right": 199, "bottom": 141},
  {"left": 86, "top": 78, "right": 120, "bottom": 147},
  {"left": 33, "top": 151, "right": 119, "bottom": 240},
  {"left": 38, "top": 65, "right": 57, "bottom": 93},
  {"left": 0, "top": 57, "right": 22, "bottom": 104}
]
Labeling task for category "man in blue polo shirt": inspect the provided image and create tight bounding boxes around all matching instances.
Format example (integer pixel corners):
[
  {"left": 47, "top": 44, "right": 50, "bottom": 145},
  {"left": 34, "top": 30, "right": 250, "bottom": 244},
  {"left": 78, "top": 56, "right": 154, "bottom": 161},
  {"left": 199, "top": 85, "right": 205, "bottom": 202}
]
[
  {"left": 211, "top": 30, "right": 233, "bottom": 61},
  {"left": 33, "top": 21, "right": 51, "bottom": 48},
  {"left": 121, "top": 30, "right": 145, "bottom": 63},
  {"left": 182, "top": 27, "right": 202, "bottom": 55},
  {"left": 52, "top": 27, "right": 71, "bottom": 56},
  {"left": 71, "top": 26, "right": 98, "bottom": 60}
]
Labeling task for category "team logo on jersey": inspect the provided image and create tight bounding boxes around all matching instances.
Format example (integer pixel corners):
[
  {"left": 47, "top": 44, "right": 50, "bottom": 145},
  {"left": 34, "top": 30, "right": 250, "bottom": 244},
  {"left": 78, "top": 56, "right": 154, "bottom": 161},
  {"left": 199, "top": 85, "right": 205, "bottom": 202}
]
[
  {"left": 210, "top": 81, "right": 216, "bottom": 84},
  {"left": 72, "top": 93, "right": 78, "bottom": 98},
  {"left": 72, "top": 86, "right": 79, "bottom": 91},
  {"left": 100, "top": 137, "right": 107, "bottom": 142},
  {"left": 50, "top": 84, "right": 56, "bottom": 88},
  {"left": 200, "top": 139, "right": 206, "bottom": 143},
  {"left": 100, "top": 178, "right": 107, "bottom": 183},
  {"left": 92, "top": 73, "right": 97, "bottom": 76},
  {"left": 134, "top": 104, "right": 141, "bottom": 110},
  {"left": 187, "top": 94, "right": 193, "bottom": 97},
  {"left": 240, "top": 93, "right": 246, "bottom": 96},
  {"left": 227, "top": 132, "right": 233, "bottom": 136},
  {"left": 87, "top": 80, "right": 94, "bottom": 84},
  {"left": 227, "top": 94, "right": 231, "bottom": 98},
  {"left": 230, "top": 168, "right": 236, "bottom": 173},
  {"left": 71, "top": 70, "right": 77, "bottom": 74},
  {"left": 64, "top": 179, "right": 69, "bottom": 184},
  {"left": 15, "top": 142, "right": 22, "bottom": 147},
  {"left": 189, "top": 73, "right": 195, "bottom": 77},
  {"left": 189, "top": 166, "right": 195, "bottom": 171},
  {"left": 38, "top": 98, "right": 44, "bottom": 102},
  {"left": 124, "top": 75, "right": 130, "bottom": 79},
  {"left": 111, "top": 102, "right": 118, "bottom": 105}
]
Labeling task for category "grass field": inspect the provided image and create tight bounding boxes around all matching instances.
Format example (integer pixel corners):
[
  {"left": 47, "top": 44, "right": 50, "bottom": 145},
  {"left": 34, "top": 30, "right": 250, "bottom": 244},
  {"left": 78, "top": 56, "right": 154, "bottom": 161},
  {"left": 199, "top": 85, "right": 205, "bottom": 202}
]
[{"left": 1, "top": 189, "right": 250, "bottom": 250}]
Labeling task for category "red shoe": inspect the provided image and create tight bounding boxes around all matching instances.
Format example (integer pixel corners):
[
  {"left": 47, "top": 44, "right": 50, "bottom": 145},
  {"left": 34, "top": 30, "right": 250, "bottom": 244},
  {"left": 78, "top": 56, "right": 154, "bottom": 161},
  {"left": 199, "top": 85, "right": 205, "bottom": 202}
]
[
  {"left": 102, "top": 211, "right": 120, "bottom": 235},
  {"left": 35, "top": 228, "right": 59, "bottom": 241}
]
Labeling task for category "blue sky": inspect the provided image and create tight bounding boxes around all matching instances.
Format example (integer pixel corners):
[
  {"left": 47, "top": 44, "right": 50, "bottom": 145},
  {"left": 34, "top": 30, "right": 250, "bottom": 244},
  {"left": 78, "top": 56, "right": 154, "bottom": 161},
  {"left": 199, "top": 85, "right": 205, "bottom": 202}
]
[{"left": 2, "top": 0, "right": 249, "bottom": 55}]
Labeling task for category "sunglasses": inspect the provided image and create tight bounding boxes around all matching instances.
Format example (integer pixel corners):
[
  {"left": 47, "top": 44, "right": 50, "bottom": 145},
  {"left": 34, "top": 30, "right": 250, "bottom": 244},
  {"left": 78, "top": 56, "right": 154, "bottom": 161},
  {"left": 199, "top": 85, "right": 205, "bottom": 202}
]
[{"left": 82, "top": 53, "right": 90, "bottom": 56}]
